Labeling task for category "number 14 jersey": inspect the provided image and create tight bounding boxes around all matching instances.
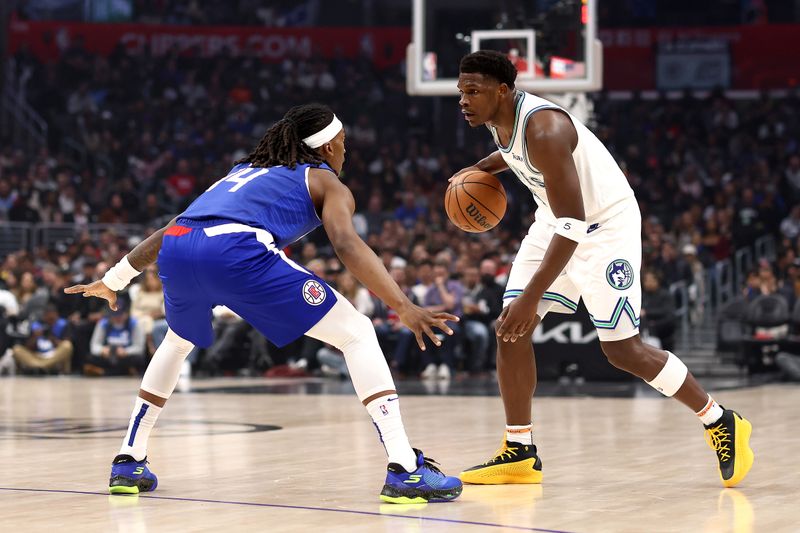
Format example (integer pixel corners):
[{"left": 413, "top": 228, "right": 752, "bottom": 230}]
[{"left": 179, "top": 162, "right": 328, "bottom": 249}]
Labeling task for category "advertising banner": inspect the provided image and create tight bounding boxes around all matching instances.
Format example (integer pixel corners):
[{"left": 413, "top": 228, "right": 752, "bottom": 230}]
[
  {"left": 7, "top": 19, "right": 410, "bottom": 69},
  {"left": 601, "top": 25, "right": 800, "bottom": 90},
  {"left": 534, "top": 302, "right": 634, "bottom": 382}
]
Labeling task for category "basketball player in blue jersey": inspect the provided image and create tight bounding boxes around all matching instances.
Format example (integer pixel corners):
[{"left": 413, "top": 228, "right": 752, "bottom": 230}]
[
  {"left": 452, "top": 51, "right": 754, "bottom": 488},
  {"left": 65, "top": 104, "right": 462, "bottom": 503}
]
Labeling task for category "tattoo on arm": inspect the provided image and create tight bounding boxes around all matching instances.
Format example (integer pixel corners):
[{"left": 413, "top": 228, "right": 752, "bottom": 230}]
[{"left": 127, "top": 218, "right": 177, "bottom": 271}]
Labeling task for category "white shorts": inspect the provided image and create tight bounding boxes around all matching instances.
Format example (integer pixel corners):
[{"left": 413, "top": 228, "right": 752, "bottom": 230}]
[{"left": 504, "top": 199, "right": 642, "bottom": 342}]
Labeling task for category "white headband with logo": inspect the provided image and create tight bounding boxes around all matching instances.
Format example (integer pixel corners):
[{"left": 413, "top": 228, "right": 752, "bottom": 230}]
[{"left": 302, "top": 115, "right": 343, "bottom": 148}]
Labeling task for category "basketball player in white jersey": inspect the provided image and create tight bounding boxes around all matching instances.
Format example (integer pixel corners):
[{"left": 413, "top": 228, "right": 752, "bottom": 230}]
[{"left": 454, "top": 50, "right": 753, "bottom": 488}]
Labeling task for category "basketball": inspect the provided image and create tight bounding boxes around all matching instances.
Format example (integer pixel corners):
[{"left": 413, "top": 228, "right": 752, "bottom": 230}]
[{"left": 445, "top": 170, "right": 507, "bottom": 232}]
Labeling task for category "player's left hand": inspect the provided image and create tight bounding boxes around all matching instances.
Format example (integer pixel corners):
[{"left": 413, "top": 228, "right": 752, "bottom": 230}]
[
  {"left": 64, "top": 279, "right": 119, "bottom": 311},
  {"left": 496, "top": 293, "right": 539, "bottom": 343}
]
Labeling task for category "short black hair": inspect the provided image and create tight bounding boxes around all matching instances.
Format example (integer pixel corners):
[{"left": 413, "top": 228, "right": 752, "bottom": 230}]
[
  {"left": 238, "top": 103, "right": 334, "bottom": 169},
  {"left": 459, "top": 50, "right": 517, "bottom": 87}
]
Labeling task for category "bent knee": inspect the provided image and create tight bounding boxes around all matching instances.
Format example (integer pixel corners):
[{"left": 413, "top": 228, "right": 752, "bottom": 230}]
[
  {"left": 325, "top": 305, "right": 375, "bottom": 349},
  {"left": 601, "top": 339, "right": 645, "bottom": 370},
  {"left": 496, "top": 330, "right": 533, "bottom": 351}
]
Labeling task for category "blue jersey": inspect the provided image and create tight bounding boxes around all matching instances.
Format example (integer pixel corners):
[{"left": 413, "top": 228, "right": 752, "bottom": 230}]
[{"left": 179, "top": 162, "right": 326, "bottom": 249}]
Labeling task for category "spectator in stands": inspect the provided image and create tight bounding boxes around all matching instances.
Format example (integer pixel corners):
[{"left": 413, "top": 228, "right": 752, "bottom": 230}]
[
  {"left": 700, "top": 216, "right": 731, "bottom": 262},
  {"left": 0, "top": 279, "right": 20, "bottom": 320},
  {"left": 681, "top": 244, "right": 706, "bottom": 325},
  {"left": 394, "top": 192, "right": 426, "bottom": 229},
  {"left": 780, "top": 205, "right": 800, "bottom": 241},
  {"left": 0, "top": 280, "right": 20, "bottom": 374},
  {"left": 777, "top": 257, "right": 800, "bottom": 309},
  {"left": 165, "top": 159, "right": 198, "bottom": 210},
  {"left": 362, "top": 193, "right": 387, "bottom": 237},
  {"left": 732, "top": 188, "right": 765, "bottom": 249},
  {"left": 16, "top": 270, "right": 50, "bottom": 320},
  {"left": 785, "top": 154, "right": 800, "bottom": 202},
  {"left": 641, "top": 270, "right": 677, "bottom": 351},
  {"left": 98, "top": 193, "right": 131, "bottom": 224},
  {"left": 0, "top": 178, "right": 17, "bottom": 220},
  {"left": 336, "top": 271, "right": 374, "bottom": 316},
  {"left": 86, "top": 301, "right": 146, "bottom": 376},
  {"left": 461, "top": 261, "right": 503, "bottom": 374},
  {"left": 411, "top": 259, "right": 434, "bottom": 303},
  {"left": 202, "top": 306, "right": 256, "bottom": 376},
  {"left": 12, "top": 303, "right": 73, "bottom": 374},
  {"left": 742, "top": 261, "right": 779, "bottom": 301},
  {"left": 654, "top": 241, "right": 692, "bottom": 286},
  {"left": 421, "top": 260, "right": 464, "bottom": 379},
  {"left": 373, "top": 257, "right": 418, "bottom": 374},
  {"left": 129, "top": 266, "right": 166, "bottom": 354}
]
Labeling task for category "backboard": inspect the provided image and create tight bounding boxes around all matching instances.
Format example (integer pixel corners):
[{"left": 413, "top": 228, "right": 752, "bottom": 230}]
[{"left": 407, "top": 0, "right": 602, "bottom": 95}]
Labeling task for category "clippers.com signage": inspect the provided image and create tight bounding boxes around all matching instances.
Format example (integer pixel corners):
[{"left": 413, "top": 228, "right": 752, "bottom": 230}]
[{"left": 7, "top": 20, "right": 410, "bottom": 69}]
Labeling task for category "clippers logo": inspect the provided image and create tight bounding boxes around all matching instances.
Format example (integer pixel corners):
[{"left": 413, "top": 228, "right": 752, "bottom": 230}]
[
  {"left": 302, "top": 280, "right": 327, "bottom": 306},
  {"left": 465, "top": 203, "right": 492, "bottom": 230},
  {"left": 606, "top": 259, "right": 634, "bottom": 290}
]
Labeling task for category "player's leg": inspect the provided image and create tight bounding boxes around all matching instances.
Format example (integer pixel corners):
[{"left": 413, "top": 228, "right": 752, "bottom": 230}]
[
  {"left": 110, "top": 328, "right": 196, "bottom": 494},
  {"left": 460, "top": 223, "right": 580, "bottom": 484},
  {"left": 219, "top": 238, "right": 461, "bottom": 504},
  {"left": 305, "top": 290, "right": 462, "bottom": 503},
  {"left": 110, "top": 229, "right": 214, "bottom": 494},
  {"left": 600, "top": 335, "right": 754, "bottom": 487},
  {"left": 583, "top": 203, "right": 753, "bottom": 487}
]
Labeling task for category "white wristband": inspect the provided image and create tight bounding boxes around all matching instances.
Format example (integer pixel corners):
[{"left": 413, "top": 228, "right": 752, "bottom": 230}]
[
  {"left": 554, "top": 217, "right": 587, "bottom": 244},
  {"left": 101, "top": 256, "right": 141, "bottom": 292}
]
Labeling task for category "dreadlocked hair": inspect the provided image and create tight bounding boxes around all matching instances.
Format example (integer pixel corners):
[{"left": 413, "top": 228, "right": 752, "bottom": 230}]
[
  {"left": 238, "top": 103, "right": 334, "bottom": 169},
  {"left": 459, "top": 50, "right": 517, "bottom": 88}
]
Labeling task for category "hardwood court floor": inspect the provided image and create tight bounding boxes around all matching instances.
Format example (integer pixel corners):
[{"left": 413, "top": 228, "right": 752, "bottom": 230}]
[{"left": 0, "top": 377, "right": 794, "bottom": 533}]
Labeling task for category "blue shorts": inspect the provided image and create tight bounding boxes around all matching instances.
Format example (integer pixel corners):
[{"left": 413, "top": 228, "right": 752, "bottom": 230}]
[{"left": 157, "top": 219, "right": 337, "bottom": 348}]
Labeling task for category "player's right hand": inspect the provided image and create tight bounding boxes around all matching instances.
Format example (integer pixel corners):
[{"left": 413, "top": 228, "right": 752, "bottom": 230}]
[
  {"left": 448, "top": 165, "right": 480, "bottom": 182},
  {"left": 397, "top": 304, "right": 459, "bottom": 351},
  {"left": 64, "top": 279, "right": 119, "bottom": 311}
]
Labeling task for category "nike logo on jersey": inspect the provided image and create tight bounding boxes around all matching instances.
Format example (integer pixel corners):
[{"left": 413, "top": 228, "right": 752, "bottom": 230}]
[{"left": 587, "top": 223, "right": 601, "bottom": 234}]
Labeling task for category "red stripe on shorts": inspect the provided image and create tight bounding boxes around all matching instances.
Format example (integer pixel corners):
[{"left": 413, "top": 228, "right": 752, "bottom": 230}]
[{"left": 164, "top": 225, "right": 192, "bottom": 237}]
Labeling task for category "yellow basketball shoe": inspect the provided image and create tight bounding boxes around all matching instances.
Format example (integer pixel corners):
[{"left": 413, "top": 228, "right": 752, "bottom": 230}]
[
  {"left": 704, "top": 408, "right": 754, "bottom": 488},
  {"left": 459, "top": 439, "right": 543, "bottom": 485}
]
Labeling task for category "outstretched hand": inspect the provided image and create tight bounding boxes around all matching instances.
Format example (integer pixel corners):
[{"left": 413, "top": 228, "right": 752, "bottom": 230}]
[
  {"left": 64, "top": 280, "right": 118, "bottom": 311},
  {"left": 397, "top": 304, "right": 459, "bottom": 351}
]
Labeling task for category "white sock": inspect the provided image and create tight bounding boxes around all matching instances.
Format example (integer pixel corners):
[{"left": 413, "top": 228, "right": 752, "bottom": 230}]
[
  {"left": 506, "top": 424, "right": 533, "bottom": 445},
  {"left": 119, "top": 397, "right": 162, "bottom": 461},
  {"left": 366, "top": 395, "right": 418, "bottom": 472},
  {"left": 696, "top": 395, "right": 724, "bottom": 426}
]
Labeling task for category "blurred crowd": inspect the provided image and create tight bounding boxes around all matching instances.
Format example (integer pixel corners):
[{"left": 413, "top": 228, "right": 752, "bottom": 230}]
[{"left": 2, "top": 38, "right": 800, "bottom": 379}]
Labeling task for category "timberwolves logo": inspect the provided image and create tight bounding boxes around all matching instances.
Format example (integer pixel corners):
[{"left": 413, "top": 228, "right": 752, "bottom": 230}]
[
  {"left": 606, "top": 259, "right": 634, "bottom": 290},
  {"left": 302, "top": 280, "right": 327, "bottom": 306}
]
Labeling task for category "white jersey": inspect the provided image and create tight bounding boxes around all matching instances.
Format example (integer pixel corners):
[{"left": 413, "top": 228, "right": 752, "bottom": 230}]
[{"left": 489, "top": 91, "right": 634, "bottom": 224}]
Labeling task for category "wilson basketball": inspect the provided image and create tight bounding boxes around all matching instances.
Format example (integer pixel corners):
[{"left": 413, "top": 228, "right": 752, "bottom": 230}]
[{"left": 445, "top": 170, "right": 507, "bottom": 232}]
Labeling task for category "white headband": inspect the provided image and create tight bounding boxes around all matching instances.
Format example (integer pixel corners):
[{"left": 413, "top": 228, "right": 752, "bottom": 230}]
[{"left": 302, "top": 115, "right": 343, "bottom": 148}]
